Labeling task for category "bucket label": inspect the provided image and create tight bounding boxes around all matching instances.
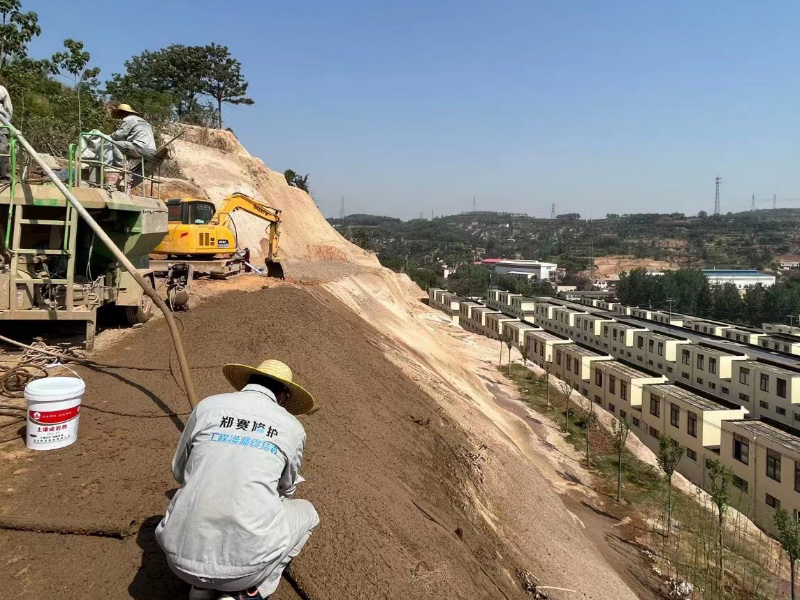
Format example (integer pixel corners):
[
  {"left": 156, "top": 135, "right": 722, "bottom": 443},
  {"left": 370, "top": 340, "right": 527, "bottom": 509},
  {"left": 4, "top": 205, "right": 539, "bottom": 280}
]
[{"left": 28, "top": 405, "right": 80, "bottom": 425}]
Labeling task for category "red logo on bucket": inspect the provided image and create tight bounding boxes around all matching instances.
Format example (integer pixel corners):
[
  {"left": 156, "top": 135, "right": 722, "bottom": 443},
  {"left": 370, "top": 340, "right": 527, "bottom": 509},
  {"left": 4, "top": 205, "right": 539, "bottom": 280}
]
[{"left": 29, "top": 406, "right": 80, "bottom": 425}]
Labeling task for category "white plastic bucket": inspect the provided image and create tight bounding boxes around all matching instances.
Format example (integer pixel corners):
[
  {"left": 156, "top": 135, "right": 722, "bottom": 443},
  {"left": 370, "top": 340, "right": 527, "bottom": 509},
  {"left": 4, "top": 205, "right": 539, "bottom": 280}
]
[{"left": 24, "top": 376, "right": 86, "bottom": 451}]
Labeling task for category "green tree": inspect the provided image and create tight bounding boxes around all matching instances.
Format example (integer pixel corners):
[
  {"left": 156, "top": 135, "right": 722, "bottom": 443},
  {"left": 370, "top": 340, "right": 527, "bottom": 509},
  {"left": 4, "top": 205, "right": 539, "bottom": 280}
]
[
  {"left": 656, "top": 436, "right": 684, "bottom": 540},
  {"left": 708, "top": 459, "right": 732, "bottom": 594},
  {"left": 349, "top": 228, "right": 372, "bottom": 251},
  {"left": 0, "top": 0, "right": 40, "bottom": 69},
  {"left": 284, "top": 169, "right": 310, "bottom": 193},
  {"left": 200, "top": 43, "right": 253, "bottom": 128},
  {"left": 611, "top": 418, "right": 630, "bottom": 502},
  {"left": 774, "top": 508, "right": 800, "bottom": 600},
  {"left": 51, "top": 38, "right": 100, "bottom": 131},
  {"left": 711, "top": 282, "right": 743, "bottom": 322}
]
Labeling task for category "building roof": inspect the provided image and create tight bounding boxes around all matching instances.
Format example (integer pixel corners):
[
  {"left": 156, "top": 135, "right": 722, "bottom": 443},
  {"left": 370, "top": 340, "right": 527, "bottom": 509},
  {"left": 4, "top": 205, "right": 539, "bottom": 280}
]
[
  {"left": 529, "top": 330, "right": 571, "bottom": 342},
  {"left": 647, "top": 383, "right": 738, "bottom": 411},
  {"left": 566, "top": 344, "right": 609, "bottom": 358},
  {"left": 602, "top": 360, "right": 663, "bottom": 379},
  {"left": 612, "top": 321, "right": 650, "bottom": 331},
  {"left": 702, "top": 269, "right": 775, "bottom": 279},
  {"left": 693, "top": 344, "right": 747, "bottom": 357},
  {"left": 724, "top": 420, "right": 800, "bottom": 455},
  {"left": 505, "top": 321, "right": 537, "bottom": 331}
]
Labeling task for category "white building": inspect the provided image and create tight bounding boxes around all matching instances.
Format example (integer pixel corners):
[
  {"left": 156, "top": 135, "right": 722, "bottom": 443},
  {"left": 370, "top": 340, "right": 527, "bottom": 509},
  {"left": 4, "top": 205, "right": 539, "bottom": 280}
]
[
  {"left": 702, "top": 269, "right": 776, "bottom": 290},
  {"left": 492, "top": 260, "right": 558, "bottom": 281}
]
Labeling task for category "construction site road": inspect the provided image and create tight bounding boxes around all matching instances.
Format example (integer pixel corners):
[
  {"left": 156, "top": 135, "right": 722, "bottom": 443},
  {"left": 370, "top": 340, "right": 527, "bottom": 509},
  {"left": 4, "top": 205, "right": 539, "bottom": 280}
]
[{"left": 0, "top": 285, "right": 550, "bottom": 600}]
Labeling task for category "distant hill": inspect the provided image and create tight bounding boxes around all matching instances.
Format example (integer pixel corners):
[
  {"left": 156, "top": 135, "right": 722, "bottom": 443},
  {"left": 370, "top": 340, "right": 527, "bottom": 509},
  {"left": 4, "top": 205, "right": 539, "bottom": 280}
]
[{"left": 329, "top": 209, "right": 800, "bottom": 274}]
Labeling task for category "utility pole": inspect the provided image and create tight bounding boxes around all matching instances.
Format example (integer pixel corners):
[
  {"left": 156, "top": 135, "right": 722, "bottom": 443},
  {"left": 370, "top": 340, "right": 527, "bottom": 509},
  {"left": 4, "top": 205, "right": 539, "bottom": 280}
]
[
  {"left": 550, "top": 203, "right": 556, "bottom": 220},
  {"left": 774, "top": 194, "right": 777, "bottom": 210},
  {"left": 666, "top": 298, "right": 675, "bottom": 322},
  {"left": 788, "top": 315, "right": 795, "bottom": 329},
  {"left": 751, "top": 194, "right": 756, "bottom": 211},
  {"left": 589, "top": 219, "right": 595, "bottom": 283},
  {"left": 714, "top": 176, "right": 722, "bottom": 216},
  {"left": 339, "top": 196, "right": 345, "bottom": 218}
]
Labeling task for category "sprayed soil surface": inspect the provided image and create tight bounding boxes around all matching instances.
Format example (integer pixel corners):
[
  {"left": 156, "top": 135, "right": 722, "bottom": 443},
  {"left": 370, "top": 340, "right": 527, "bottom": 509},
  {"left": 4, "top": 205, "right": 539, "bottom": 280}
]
[{"left": 0, "top": 286, "right": 532, "bottom": 600}]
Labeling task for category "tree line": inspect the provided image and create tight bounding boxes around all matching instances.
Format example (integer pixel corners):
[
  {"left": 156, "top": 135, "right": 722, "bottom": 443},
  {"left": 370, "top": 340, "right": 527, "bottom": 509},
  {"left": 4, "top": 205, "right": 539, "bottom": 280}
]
[
  {"left": 616, "top": 268, "right": 800, "bottom": 327},
  {"left": 0, "top": 0, "right": 252, "bottom": 153}
]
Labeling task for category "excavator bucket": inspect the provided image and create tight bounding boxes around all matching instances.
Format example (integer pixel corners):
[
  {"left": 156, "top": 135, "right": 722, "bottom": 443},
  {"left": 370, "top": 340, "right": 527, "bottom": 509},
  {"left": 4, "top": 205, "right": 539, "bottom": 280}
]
[{"left": 266, "top": 260, "right": 285, "bottom": 279}]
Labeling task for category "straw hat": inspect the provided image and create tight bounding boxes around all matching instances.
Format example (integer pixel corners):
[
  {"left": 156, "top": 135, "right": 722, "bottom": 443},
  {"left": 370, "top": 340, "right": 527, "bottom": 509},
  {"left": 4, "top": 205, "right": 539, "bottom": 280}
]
[
  {"left": 111, "top": 103, "right": 139, "bottom": 118},
  {"left": 222, "top": 359, "right": 315, "bottom": 415}
]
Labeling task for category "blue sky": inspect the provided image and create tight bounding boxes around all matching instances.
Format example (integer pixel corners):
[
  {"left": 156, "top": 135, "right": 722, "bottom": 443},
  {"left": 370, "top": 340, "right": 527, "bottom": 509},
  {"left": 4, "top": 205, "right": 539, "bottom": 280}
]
[{"left": 25, "top": 1, "right": 800, "bottom": 219}]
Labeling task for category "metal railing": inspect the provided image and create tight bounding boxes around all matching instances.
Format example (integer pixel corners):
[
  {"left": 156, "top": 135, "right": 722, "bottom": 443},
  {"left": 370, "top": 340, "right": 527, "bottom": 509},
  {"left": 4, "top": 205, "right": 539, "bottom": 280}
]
[
  {"left": 72, "top": 132, "right": 160, "bottom": 198},
  {"left": 1, "top": 123, "right": 17, "bottom": 247}
]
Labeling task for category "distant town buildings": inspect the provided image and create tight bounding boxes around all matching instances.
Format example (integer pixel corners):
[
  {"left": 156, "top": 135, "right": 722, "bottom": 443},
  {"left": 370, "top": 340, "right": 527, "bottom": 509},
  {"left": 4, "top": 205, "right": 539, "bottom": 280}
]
[
  {"left": 701, "top": 269, "right": 776, "bottom": 290},
  {"left": 479, "top": 259, "right": 558, "bottom": 281}
]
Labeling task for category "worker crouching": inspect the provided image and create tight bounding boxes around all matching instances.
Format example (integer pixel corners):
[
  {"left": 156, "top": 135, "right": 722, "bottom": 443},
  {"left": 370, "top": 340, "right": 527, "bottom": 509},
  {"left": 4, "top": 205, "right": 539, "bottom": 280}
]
[{"left": 156, "top": 360, "right": 320, "bottom": 600}]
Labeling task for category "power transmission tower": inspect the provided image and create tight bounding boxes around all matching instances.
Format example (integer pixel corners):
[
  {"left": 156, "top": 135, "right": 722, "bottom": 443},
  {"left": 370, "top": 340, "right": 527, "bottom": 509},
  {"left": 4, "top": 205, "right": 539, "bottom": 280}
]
[
  {"left": 714, "top": 176, "right": 722, "bottom": 216},
  {"left": 339, "top": 196, "right": 345, "bottom": 218},
  {"left": 751, "top": 194, "right": 755, "bottom": 211},
  {"left": 550, "top": 203, "right": 556, "bottom": 219},
  {"left": 473, "top": 196, "right": 476, "bottom": 212}
]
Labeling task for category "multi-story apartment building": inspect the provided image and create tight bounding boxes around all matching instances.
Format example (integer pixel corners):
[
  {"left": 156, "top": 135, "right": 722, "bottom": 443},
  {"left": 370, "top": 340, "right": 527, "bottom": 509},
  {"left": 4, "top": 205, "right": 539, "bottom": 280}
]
[
  {"left": 550, "top": 306, "right": 587, "bottom": 337},
  {"left": 651, "top": 311, "right": 686, "bottom": 327},
  {"left": 759, "top": 335, "right": 800, "bottom": 357},
  {"left": 551, "top": 343, "right": 613, "bottom": 397},
  {"left": 486, "top": 289, "right": 522, "bottom": 311},
  {"left": 631, "top": 330, "right": 691, "bottom": 377},
  {"left": 572, "top": 313, "right": 616, "bottom": 347},
  {"left": 600, "top": 321, "right": 649, "bottom": 360},
  {"left": 526, "top": 330, "right": 573, "bottom": 370},
  {"left": 485, "top": 312, "right": 519, "bottom": 340},
  {"left": 691, "top": 320, "right": 733, "bottom": 337},
  {"left": 428, "top": 289, "right": 461, "bottom": 324},
  {"left": 507, "top": 296, "right": 539, "bottom": 320},
  {"left": 763, "top": 323, "right": 800, "bottom": 336},
  {"left": 470, "top": 306, "right": 502, "bottom": 335},
  {"left": 724, "top": 327, "right": 767, "bottom": 346},
  {"left": 729, "top": 360, "right": 800, "bottom": 428},
  {"left": 505, "top": 321, "right": 540, "bottom": 348},
  {"left": 640, "top": 383, "right": 748, "bottom": 487},
  {"left": 721, "top": 420, "right": 800, "bottom": 535},
  {"left": 589, "top": 360, "right": 667, "bottom": 419},
  {"left": 675, "top": 345, "right": 748, "bottom": 399}
]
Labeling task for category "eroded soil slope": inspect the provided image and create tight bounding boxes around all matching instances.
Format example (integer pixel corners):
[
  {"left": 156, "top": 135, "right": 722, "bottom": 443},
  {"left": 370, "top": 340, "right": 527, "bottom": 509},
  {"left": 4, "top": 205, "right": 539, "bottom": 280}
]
[{"left": 0, "top": 286, "right": 533, "bottom": 599}]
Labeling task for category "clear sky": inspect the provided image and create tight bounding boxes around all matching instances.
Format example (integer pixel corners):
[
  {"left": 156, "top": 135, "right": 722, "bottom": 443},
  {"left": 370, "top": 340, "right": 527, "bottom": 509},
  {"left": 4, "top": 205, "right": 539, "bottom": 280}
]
[{"left": 25, "top": 1, "right": 800, "bottom": 219}]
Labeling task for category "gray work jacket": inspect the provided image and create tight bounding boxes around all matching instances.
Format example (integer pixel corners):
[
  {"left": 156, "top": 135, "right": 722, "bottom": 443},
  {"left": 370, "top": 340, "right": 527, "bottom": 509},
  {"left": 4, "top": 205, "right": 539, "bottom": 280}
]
[
  {"left": 110, "top": 114, "right": 156, "bottom": 153},
  {"left": 156, "top": 384, "right": 307, "bottom": 580},
  {"left": 0, "top": 85, "right": 12, "bottom": 119}
]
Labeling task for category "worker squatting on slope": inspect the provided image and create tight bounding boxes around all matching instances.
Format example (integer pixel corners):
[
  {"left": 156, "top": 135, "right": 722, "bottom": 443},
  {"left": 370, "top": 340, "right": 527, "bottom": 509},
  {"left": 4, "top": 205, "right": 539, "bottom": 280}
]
[
  {"left": 156, "top": 359, "right": 320, "bottom": 600},
  {"left": 0, "top": 77, "right": 13, "bottom": 181}
]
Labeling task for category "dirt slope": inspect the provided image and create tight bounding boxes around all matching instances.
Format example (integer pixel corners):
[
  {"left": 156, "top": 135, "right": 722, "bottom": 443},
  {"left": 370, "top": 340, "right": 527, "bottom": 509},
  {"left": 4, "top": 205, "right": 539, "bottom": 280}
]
[{"left": 1, "top": 286, "right": 533, "bottom": 599}]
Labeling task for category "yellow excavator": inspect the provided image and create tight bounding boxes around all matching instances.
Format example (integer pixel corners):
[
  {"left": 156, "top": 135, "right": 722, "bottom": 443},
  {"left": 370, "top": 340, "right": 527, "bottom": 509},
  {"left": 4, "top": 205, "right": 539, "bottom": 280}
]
[{"left": 150, "top": 192, "right": 284, "bottom": 280}]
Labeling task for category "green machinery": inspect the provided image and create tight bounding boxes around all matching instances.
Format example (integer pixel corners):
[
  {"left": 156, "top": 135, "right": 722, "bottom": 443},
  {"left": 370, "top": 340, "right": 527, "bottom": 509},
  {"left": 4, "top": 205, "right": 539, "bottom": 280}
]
[{"left": 0, "top": 126, "right": 171, "bottom": 349}]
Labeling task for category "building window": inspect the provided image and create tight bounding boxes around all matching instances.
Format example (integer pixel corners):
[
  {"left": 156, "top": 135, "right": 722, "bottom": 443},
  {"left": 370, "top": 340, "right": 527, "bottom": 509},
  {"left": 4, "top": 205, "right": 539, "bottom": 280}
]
[
  {"left": 722, "top": 386, "right": 729, "bottom": 394},
  {"left": 778, "top": 378, "right": 787, "bottom": 399},
  {"left": 574, "top": 361, "right": 580, "bottom": 375},
  {"left": 649, "top": 426, "right": 660, "bottom": 439},
  {"left": 732, "top": 475, "right": 748, "bottom": 493},
  {"left": 778, "top": 407, "right": 787, "bottom": 416},
  {"left": 594, "top": 395, "right": 602, "bottom": 405},
  {"left": 637, "top": 336, "right": 644, "bottom": 349},
  {"left": 609, "top": 403, "right": 616, "bottom": 413},
  {"left": 682, "top": 349, "right": 691, "bottom": 365},
  {"left": 688, "top": 412, "right": 697, "bottom": 437},
  {"left": 566, "top": 356, "right": 572, "bottom": 371},
  {"left": 658, "top": 342, "right": 664, "bottom": 357},
  {"left": 697, "top": 354, "right": 704, "bottom": 370},
  {"left": 632, "top": 417, "right": 640, "bottom": 427},
  {"left": 609, "top": 375, "right": 616, "bottom": 394},
  {"left": 697, "top": 377, "right": 704, "bottom": 385},
  {"left": 740, "top": 368, "right": 750, "bottom": 385},
  {"left": 604, "top": 326, "right": 609, "bottom": 337},
  {"left": 648, "top": 339, "right": 655, "bottom": 352},
  {"left": 766, "top": 494, "right": 781, "bottom": 510},
  {"left": 595, "top": 370, "right": 602, "bottom": 386},
  {"left": 620, "top": 409, "right": 627, "bottom": 419},
  {"left": 687, "top": 448, "right": 697, "bottom": 461},
  {"left": 709, "top": 357, "right": 717, "bottom": 374},
  {"left": 613, "top": 330, "right": 618, "bottom": 341},
  {"left": 650, "top": 395, "right": 661, "bottom": 417},
  {"left": 670, "top": 403, "right": 680, "bottom": 427},
  {"left": 682, "top": 372, "right": 690, "bottom": 380},
  {"left": 795, "top": 461, "right": 800, "bottom": 494},
  {"left": 739, "top": 393, "right": 750, "bottom": 403},
  {"left": 733, "top": 435, "right": 749, "bottom": 465},
  {"left": 760, "top": 373, "right": 769, "bottom": 392},
  {"left": 620, "top": 382, "right": 628, "bottom": 401},
  {"left": 760, "top": 400, "right": 769, "bottom": 410},
  {"left": 767, "top": 450, "right": 782, "bottom": 482}
]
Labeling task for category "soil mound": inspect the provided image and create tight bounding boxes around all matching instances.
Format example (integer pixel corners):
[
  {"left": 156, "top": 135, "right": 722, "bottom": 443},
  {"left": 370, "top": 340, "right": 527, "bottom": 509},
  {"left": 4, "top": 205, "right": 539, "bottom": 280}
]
[{"left": 0, "top": 287, "right": 533, "bottom": 599}]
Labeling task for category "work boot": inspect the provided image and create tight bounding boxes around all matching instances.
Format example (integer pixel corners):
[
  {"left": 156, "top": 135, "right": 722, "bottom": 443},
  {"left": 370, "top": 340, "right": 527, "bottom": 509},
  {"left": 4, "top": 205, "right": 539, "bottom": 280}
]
[
  {"left": 218, "top": 588, "right": 265, "bottom": 599},
  {"left": 188, "top": 586, "right": 216, "bottom": 600}
]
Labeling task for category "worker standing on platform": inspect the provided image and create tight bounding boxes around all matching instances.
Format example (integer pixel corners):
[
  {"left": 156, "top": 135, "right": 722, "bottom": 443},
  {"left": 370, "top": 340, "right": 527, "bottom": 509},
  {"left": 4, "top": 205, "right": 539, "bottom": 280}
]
[
  {"left": 156, "top": 359, "right": 319, "bottom": 600},
  {"left": 0, "top": 77, "right": 13, "bottom": 181},
  {"left": 108, "top": 103, "right": 156, "bottom": 162}
]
